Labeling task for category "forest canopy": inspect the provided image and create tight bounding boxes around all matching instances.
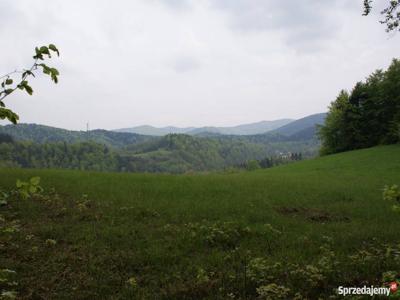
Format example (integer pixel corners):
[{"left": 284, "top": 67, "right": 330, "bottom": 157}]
[{"left": 319, "top": 58, "right": 400, "bottom": 155}]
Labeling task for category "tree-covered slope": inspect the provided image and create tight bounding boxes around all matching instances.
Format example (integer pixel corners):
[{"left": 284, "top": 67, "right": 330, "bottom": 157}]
[
  {"left": 272, "top": 113, "right": 327, "bottom": 136},
  {"left": 0, "top": 123, "right": 152, "bottom": 148},
  {"left": 122, "top": 134, "right": 269, "bottom": 172},
  {"left": 0, "top": 125, "right": 321, "bottom": 173},
  {"left": 319, "top": 58, "right": 400, "bottom": 155}
]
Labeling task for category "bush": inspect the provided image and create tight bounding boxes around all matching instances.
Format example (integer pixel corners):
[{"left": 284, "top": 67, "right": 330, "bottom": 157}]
[{"left": 383, "top": 184, "right": 400, "bottom": 212}]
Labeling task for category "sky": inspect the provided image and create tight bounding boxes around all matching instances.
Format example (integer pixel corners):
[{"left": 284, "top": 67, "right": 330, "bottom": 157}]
[{"left": 1, "top": 0, "right": 399, "bottom": 130}]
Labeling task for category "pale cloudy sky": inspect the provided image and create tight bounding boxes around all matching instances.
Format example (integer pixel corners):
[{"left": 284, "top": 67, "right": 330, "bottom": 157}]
[{"left": 0, "top": 0, "right": 398, "bottom": 130}]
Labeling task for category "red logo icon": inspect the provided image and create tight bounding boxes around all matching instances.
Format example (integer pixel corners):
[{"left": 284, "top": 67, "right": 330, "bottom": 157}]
[{"left": 390, "top": 282, "right": 398, "bottom": 293}]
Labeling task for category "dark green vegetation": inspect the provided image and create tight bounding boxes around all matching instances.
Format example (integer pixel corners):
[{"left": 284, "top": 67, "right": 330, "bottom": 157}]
[
  {"left": 0, "top": 124, "right": 151, "bottom": 147},
  {"left": 1, "top": 145, "right": 400, "bottom": 299},
  {"left": 0, "top": 120, "right": 321, "bottom": 173},
  {"left": 319, "top": 58, "right": 400, "bottom": 155}
]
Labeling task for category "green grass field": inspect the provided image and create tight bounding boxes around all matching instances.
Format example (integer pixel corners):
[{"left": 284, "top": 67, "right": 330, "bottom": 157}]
[{"left": 1, "top": 145, "right": 400, "bottom": 299}]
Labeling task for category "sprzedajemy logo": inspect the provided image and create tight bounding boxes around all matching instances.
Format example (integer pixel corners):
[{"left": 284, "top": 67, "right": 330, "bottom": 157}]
[
  {"left": 338, "top": 280, "right": 399, "bottom": 297},
  {"left": 338, "top": 286, "right": 390, "bottom": 297}
]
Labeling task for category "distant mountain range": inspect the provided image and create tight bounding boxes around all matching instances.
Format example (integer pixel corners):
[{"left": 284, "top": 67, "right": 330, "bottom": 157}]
[
  {"left": 272, "top": 113, "right": 327, "bottom": 136},
  {"left": 0, "top": 113, "right": 327, "bottom": 147},
  {"left": 0, "top": 113, "right": 327, "bottom": 173},
  {"left": 115, "top": 119, "right": 294, "bottom": 136}
]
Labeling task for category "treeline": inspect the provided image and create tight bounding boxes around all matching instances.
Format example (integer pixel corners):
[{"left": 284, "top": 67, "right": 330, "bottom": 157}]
[
  {"left": 0, "top": 137, "right": 271, "bottom": 173},
  {"left": 235, "top": 152, "right": 303, "bottom": 171},
  {"left": 319, "top": 58, "right": 400, "bottom": 155},
  {"left": 0, "top": 140, "right": 119, "bottom": 171},
  {"left": 121, "top": 134, "right": 270, "bottom": 173},
  {"left": 0, "top": 132, "right": 318, "bottom": 174},
  {"left": 0, "top": 124, "right": 151, "bottom": 148}
]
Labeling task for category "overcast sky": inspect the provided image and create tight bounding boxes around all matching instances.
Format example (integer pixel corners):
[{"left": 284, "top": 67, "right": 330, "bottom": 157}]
[{"left": 1, "top": 0, "right": 399, "bottom": 130}]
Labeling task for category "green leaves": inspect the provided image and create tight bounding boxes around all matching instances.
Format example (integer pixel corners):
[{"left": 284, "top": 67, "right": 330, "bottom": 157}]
[
  {"left": 18, "top": 81, "right": 33, "bottom": 95},
  {"left": 49, "top": 44, "right": 60, "bottom": 56},
  {"left": 383, "top": 184, "right": 400, "bottom": 213},
  {"left": 1, "top": 78, "right": 14, "bottom": 91},
  {"left": 15, "top": 179, "right": 23, "bottom": 189},
  {"left": 0, "top": 107, "right": 19, "bottom": 124},
  {"left": 51, "top": 68, "right": 59, "bottom": 83},
  {"left": 364, "top": 0, "right": 400, "bottom": 32},
  {"left": 15, "top": 177, "right": 43, "bottom": 199},
  {"left": 22, "top": 70, "right": 34, "bottom": 78},
  {"left": 33, "top": 44, "right": 60, "bottom": 60},
  {"left": 319, "top": 58, "right": 400, "bottom": 155},
  {"left": 38, "top": 64, "right": 59, "bottom": 83},
  {"left": 363, "top": 0, "right": 372, "bottom": 16},
  {"left": 0, "top": 43, "right": 60, "bottom": 124},
  {"left": 30, "top": 177, "right": 41, "bottom": 186},
  {"left": 40, "top": 46, "right": 50, "bottom": 55}
]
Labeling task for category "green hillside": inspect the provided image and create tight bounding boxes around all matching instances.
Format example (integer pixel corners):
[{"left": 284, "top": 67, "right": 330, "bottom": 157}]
[
  {"left": 0, "top": 124, "right": 152, "bottom": 148},
  {"left": 0, "top": 127, "right": 320, "bottom": 173},
  {"left": 1, "top": 145, "right": 400, "bottom": 299}
]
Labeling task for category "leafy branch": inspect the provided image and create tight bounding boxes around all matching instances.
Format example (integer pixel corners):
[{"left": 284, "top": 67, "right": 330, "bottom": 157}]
[
  {"left": 0, "top": 44, "right": 60, "bottom": 124},
  {"left": 363, "top": 0, "right": 400, "bottom": 32}
]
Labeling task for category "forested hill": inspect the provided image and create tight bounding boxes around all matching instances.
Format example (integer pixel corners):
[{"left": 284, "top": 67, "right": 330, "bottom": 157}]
[
  {"left": 121, "top": 133, "right": 318, "bottom": 173},
  {"left": 0, "top": 120, "right": 322, "bottom": 148},
  {"left": 0, "top": 124, "right": 153, "bottom": 148},
  {"left": 0, "top": 123, "right": 320, "bottom": 173},
  {"left": 272, "top": 113, "right": 327, "bottom": 136}
]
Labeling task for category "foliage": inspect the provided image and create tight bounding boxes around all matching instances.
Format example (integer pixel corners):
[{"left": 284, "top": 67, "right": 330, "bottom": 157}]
[
  {"left": 319, "top": 58, "right": 400, "bottom": 155},
  {"left": 0, "top": 124, "right": 151, "bottom": 148},
  {"left": 383, "top": 184, "right": 400, "bottom": 212},
  {"left": 363, "top": 0, "right": 400, "bottom": 32},
  {"left": 0, "top": 45, "right": 60, "bottom": 124},
  {"left": 0, "top": 128, "right": 318, "bottom": 173},
  {"left": 245, "top": 160, "right": 261, "bottom": 171},
  {"left": 0, "top": 141, "right": 119, "bottom": 172},
  {"left": 237, "top": 152, "right": 304, "bottom": 171},
  {"left": 256, "top": 283, "right": 291, "bottom": 299},
  {"left": 0, "top": 269, "right": 17, "bottom": 300},
  {"left": 15, "top": 177, "right": 43, "bottom": 200},
  {"left": 126, "top": 277, "right": 138, "bottom": 289}
]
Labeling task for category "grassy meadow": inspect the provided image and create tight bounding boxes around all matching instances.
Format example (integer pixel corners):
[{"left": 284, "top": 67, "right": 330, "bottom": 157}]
[{"left": 1, "top": 145, "right": 400, "bottom": 299}]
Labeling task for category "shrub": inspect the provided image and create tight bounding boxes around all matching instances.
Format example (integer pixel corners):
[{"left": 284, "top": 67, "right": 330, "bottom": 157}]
[
  {"left": 15, "top": 177, "right": 43, "bottom": 199},
  {"left": 383, "top": 185, "right": 400, "bottom": 212}
]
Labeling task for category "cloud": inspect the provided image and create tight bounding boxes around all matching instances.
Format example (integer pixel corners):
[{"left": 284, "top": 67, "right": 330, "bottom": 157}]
[
  {"left": 0, "top": 0, "right": 398, "bottom": 130},
  {"left": 155, "top": 0, "right": 192, "bottom": 10},
  {"left": 212, "top": 0, "right": 350, "bottom": 52},
  {"left": 170, "top": 55, "right": 200, "bottom": 73}
]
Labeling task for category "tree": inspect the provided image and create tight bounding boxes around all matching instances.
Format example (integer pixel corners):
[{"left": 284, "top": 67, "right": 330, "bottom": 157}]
[
  {"left": 319, "top": 59, "right": 400, "bottom": 155},
  {"left": 363, "top": 0, "right": 400, "bottom": 32},
  {"left": 318, "top": 90, "right": 351, "bottom": 155},
  {"left": 246, "top": 160, "right": 261, "bottom": 171},
  {"left": 0, "top": 45, "right": 60, "bottom": 124}
]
